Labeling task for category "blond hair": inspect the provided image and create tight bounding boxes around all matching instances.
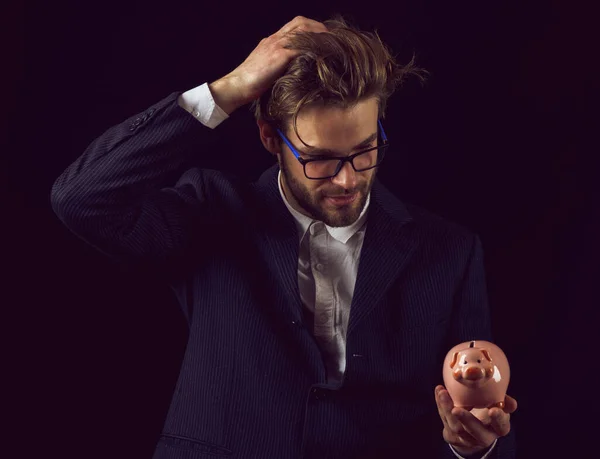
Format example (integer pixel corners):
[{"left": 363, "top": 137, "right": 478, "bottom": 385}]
[{"left": 251, "top": 14, "right": 429, "bottom": 148}]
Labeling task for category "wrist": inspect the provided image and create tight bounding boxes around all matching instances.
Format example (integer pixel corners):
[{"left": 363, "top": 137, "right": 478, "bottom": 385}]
[{"left": 208, "top": 75, "right": 246, "bottom": 115}]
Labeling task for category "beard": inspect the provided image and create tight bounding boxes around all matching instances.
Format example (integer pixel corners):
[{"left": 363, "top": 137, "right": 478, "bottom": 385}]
[{"left": 278, "top": 155, "right": 373, "bottom": 227}]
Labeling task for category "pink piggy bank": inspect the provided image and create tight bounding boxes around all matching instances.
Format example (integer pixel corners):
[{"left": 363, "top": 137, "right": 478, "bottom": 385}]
[{"left": 442, "top": 340, "right": 510, "bottom": 411}]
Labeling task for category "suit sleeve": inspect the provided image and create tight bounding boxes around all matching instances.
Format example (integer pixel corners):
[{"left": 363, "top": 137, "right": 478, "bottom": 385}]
[
  {"left": 50, "top": 89, "right": 231, "bottom": 278},
  {"left": 439, "top": 234, "right": 517, "bottom": 459}
]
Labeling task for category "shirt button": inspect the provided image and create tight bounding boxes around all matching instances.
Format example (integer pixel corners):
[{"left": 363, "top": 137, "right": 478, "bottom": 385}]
[
  {"left": 315, "top": 263, "right": 324, "bottom": 272},
  {"left": 193, "top": 110, "right": 200, "bottom": 117}
]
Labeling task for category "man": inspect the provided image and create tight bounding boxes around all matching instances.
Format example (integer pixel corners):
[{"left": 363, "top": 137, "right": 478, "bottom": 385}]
[{"left": 51, "top": 15, "right": 517, "bottom": 459}]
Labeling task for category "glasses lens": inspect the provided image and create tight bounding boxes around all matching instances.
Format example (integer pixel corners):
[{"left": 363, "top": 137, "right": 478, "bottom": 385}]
[
  {"left": 305, "top": 146, "right": 387, "bottom": 179},
  {"left": 353, "top": 147, "right": 380, "bottom": 170},
  {"left": 305, "top": 159, "right": 340, "bottom": 179}
]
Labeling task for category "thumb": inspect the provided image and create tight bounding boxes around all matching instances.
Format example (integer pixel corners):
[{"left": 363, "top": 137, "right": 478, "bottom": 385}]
[{"left": 503, "top": 395, "right": 518, "bottom": 414}]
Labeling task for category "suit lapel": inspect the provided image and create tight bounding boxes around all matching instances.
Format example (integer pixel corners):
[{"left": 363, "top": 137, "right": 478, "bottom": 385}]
[
  {"left": 253, "top": 165, "right": 306, "bottom": 323},
  {"left": 347, "top": 181, "right": 417, "bottom": 340}
]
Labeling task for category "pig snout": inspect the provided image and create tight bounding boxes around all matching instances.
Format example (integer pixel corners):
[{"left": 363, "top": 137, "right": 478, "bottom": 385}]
[{"left": 464, "top": 366, "right": 484, "bottom": 380}]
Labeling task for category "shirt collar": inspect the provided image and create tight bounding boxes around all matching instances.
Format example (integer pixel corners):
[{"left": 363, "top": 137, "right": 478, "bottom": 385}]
[{"left": 277, "top": 170, "right": 370, "bottom": 244}]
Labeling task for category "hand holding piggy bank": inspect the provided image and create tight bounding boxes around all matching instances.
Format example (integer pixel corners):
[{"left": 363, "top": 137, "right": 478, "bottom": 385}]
[{"left": 442, "top": 340, "right": 510, "bottom": 411}]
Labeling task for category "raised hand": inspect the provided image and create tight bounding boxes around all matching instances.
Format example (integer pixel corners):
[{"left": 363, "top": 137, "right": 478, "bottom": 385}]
[{"left": 209, "top": 16, "right": 328, "bottom": 114}]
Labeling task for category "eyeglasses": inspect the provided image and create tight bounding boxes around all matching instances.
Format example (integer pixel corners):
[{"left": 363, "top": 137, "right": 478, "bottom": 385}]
[{"left": 276, "top": 120, "right": 389, "bottom": 180}]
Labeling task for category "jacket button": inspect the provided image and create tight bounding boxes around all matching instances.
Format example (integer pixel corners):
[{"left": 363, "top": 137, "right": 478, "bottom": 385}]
[
  {"left": 148, "top": 108, "right": 155, "bottom": 115},
  {"left": 133, "top": 118, "right": 142, "bottom": 126},
  {"left": 311, "top": 388, "right": 326, "bottom": 400}
]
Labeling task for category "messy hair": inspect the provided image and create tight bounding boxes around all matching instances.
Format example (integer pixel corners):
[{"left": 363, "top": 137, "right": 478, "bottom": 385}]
[{"left": 251, "top": 14, "right": 429, "bottom": 148}]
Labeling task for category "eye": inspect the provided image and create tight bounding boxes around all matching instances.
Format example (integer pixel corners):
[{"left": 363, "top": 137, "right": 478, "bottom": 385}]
[
  {"left": 477, "top": 360, "right": 481, "bottom": 363},
  {"left": 464, "top": 360, "right": 468, "bottom": 364}
]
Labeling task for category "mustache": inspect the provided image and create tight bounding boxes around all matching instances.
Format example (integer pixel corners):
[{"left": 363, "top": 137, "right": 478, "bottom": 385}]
[{"left": 322, "top": 187, "right": 364, "bottom": 197}]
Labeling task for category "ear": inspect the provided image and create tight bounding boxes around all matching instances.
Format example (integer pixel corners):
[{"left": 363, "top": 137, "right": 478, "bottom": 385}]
[
  {"left": 257, "top": 118, "right": 282, "bottom": 156},
  {"left": 450, "top": 352, "right": 459, "bottom": 368},
  {"left": 481, "top": 349, "right": 492, "bottom": 362}
]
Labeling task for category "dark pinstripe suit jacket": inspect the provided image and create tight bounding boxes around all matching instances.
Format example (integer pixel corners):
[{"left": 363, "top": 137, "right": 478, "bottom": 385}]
[{"left": 51, "top": 91, "right": 516, "bottom": 459}]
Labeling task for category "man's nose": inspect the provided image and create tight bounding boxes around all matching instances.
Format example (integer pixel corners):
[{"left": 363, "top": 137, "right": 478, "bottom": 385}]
[{"left": 331, "top": 160, "right": 358, "bottom": 190}]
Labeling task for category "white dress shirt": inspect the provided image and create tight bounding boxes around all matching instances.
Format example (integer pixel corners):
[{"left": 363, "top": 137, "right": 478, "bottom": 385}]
[
  {"left": 277, "top": 170, "right": 369, "bottom": 386},
  {"left": 176, "top": 82, "right": 498, "bottom": 459}
]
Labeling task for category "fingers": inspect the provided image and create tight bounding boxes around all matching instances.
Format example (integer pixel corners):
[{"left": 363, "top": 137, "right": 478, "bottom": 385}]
[
  {"left": 436, "top": 387, "right": 487, "bottom": 451},
  {"left": 470, "top": 408, "right": 492, "bottom": 426},
  {"left": 277, "top": 15, "right": 328, "bottom": 37},
  {"left": 488, "top": 393, "right": 517, "bottom": 437},
  {"left": 503, "top": 394, "right": 518, "bottom": 414},
  {"left": 436, "top": 388, "right": 474, "bottom": 445},
  {"left": 453, "top": 409, "right": 497, "bottom": 447},
  {"left": 453, "top": 429, "right": 480, "bottom": 447},
  {"left": 435, "top": 387, "right": 450, "bottom": 430},
  {"left": 489, "top": 408, "right": 511, "bottom": 437},
  {"left": 436, "top": 388, "right": 465, "bottom": 446},
  {"left": 436, "top": 388, "right": 464, "bottom": 434},
  {"left": 443, "top": 422, "right": 478, "bottom": 447}
]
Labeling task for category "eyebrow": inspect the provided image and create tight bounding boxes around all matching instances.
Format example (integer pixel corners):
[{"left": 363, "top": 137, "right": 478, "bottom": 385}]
[{"left": 300, "top": 132, "right": 379, "bottom": 157}]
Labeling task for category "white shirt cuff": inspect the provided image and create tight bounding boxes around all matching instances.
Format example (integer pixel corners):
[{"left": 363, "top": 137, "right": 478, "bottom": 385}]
[
  {"left": 177, "top": 82, "right": 229, "bottom": 129},
  {"left": 449, "top": 438, "right": 498, "bottom": 459}
]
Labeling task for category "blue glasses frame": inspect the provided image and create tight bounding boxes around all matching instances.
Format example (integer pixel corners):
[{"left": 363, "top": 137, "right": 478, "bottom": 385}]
[{"left": 276, "top": 120, "right": 389, "bottom": 180}]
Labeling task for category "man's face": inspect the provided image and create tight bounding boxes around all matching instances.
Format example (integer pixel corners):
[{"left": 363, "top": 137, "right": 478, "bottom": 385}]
[{"left": 275, "top": 97, "right": 380, "bottom": 227}]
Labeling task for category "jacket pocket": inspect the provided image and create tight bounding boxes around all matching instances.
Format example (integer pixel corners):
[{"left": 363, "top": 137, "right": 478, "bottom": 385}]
[{"left": 153, "top": 434, "right": 232, "bottom": 458}]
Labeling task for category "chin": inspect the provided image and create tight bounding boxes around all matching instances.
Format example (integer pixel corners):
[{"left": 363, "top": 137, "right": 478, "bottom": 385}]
[{"left": 324, "top": 207, "right": 362, "bottom": 227}]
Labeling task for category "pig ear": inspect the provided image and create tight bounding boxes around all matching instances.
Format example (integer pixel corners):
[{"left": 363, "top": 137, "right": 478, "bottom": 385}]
[
  {"left": 450, "top": 352, "right": 459, "bottom": 368},
  {"left": 482, "top": 349, "right": 492, "bottom": 361}
]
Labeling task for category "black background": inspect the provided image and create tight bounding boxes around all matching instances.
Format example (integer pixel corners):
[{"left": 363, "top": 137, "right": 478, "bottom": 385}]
[{"left": 4, "top": 0, "right": 597, "bottom": 458}]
